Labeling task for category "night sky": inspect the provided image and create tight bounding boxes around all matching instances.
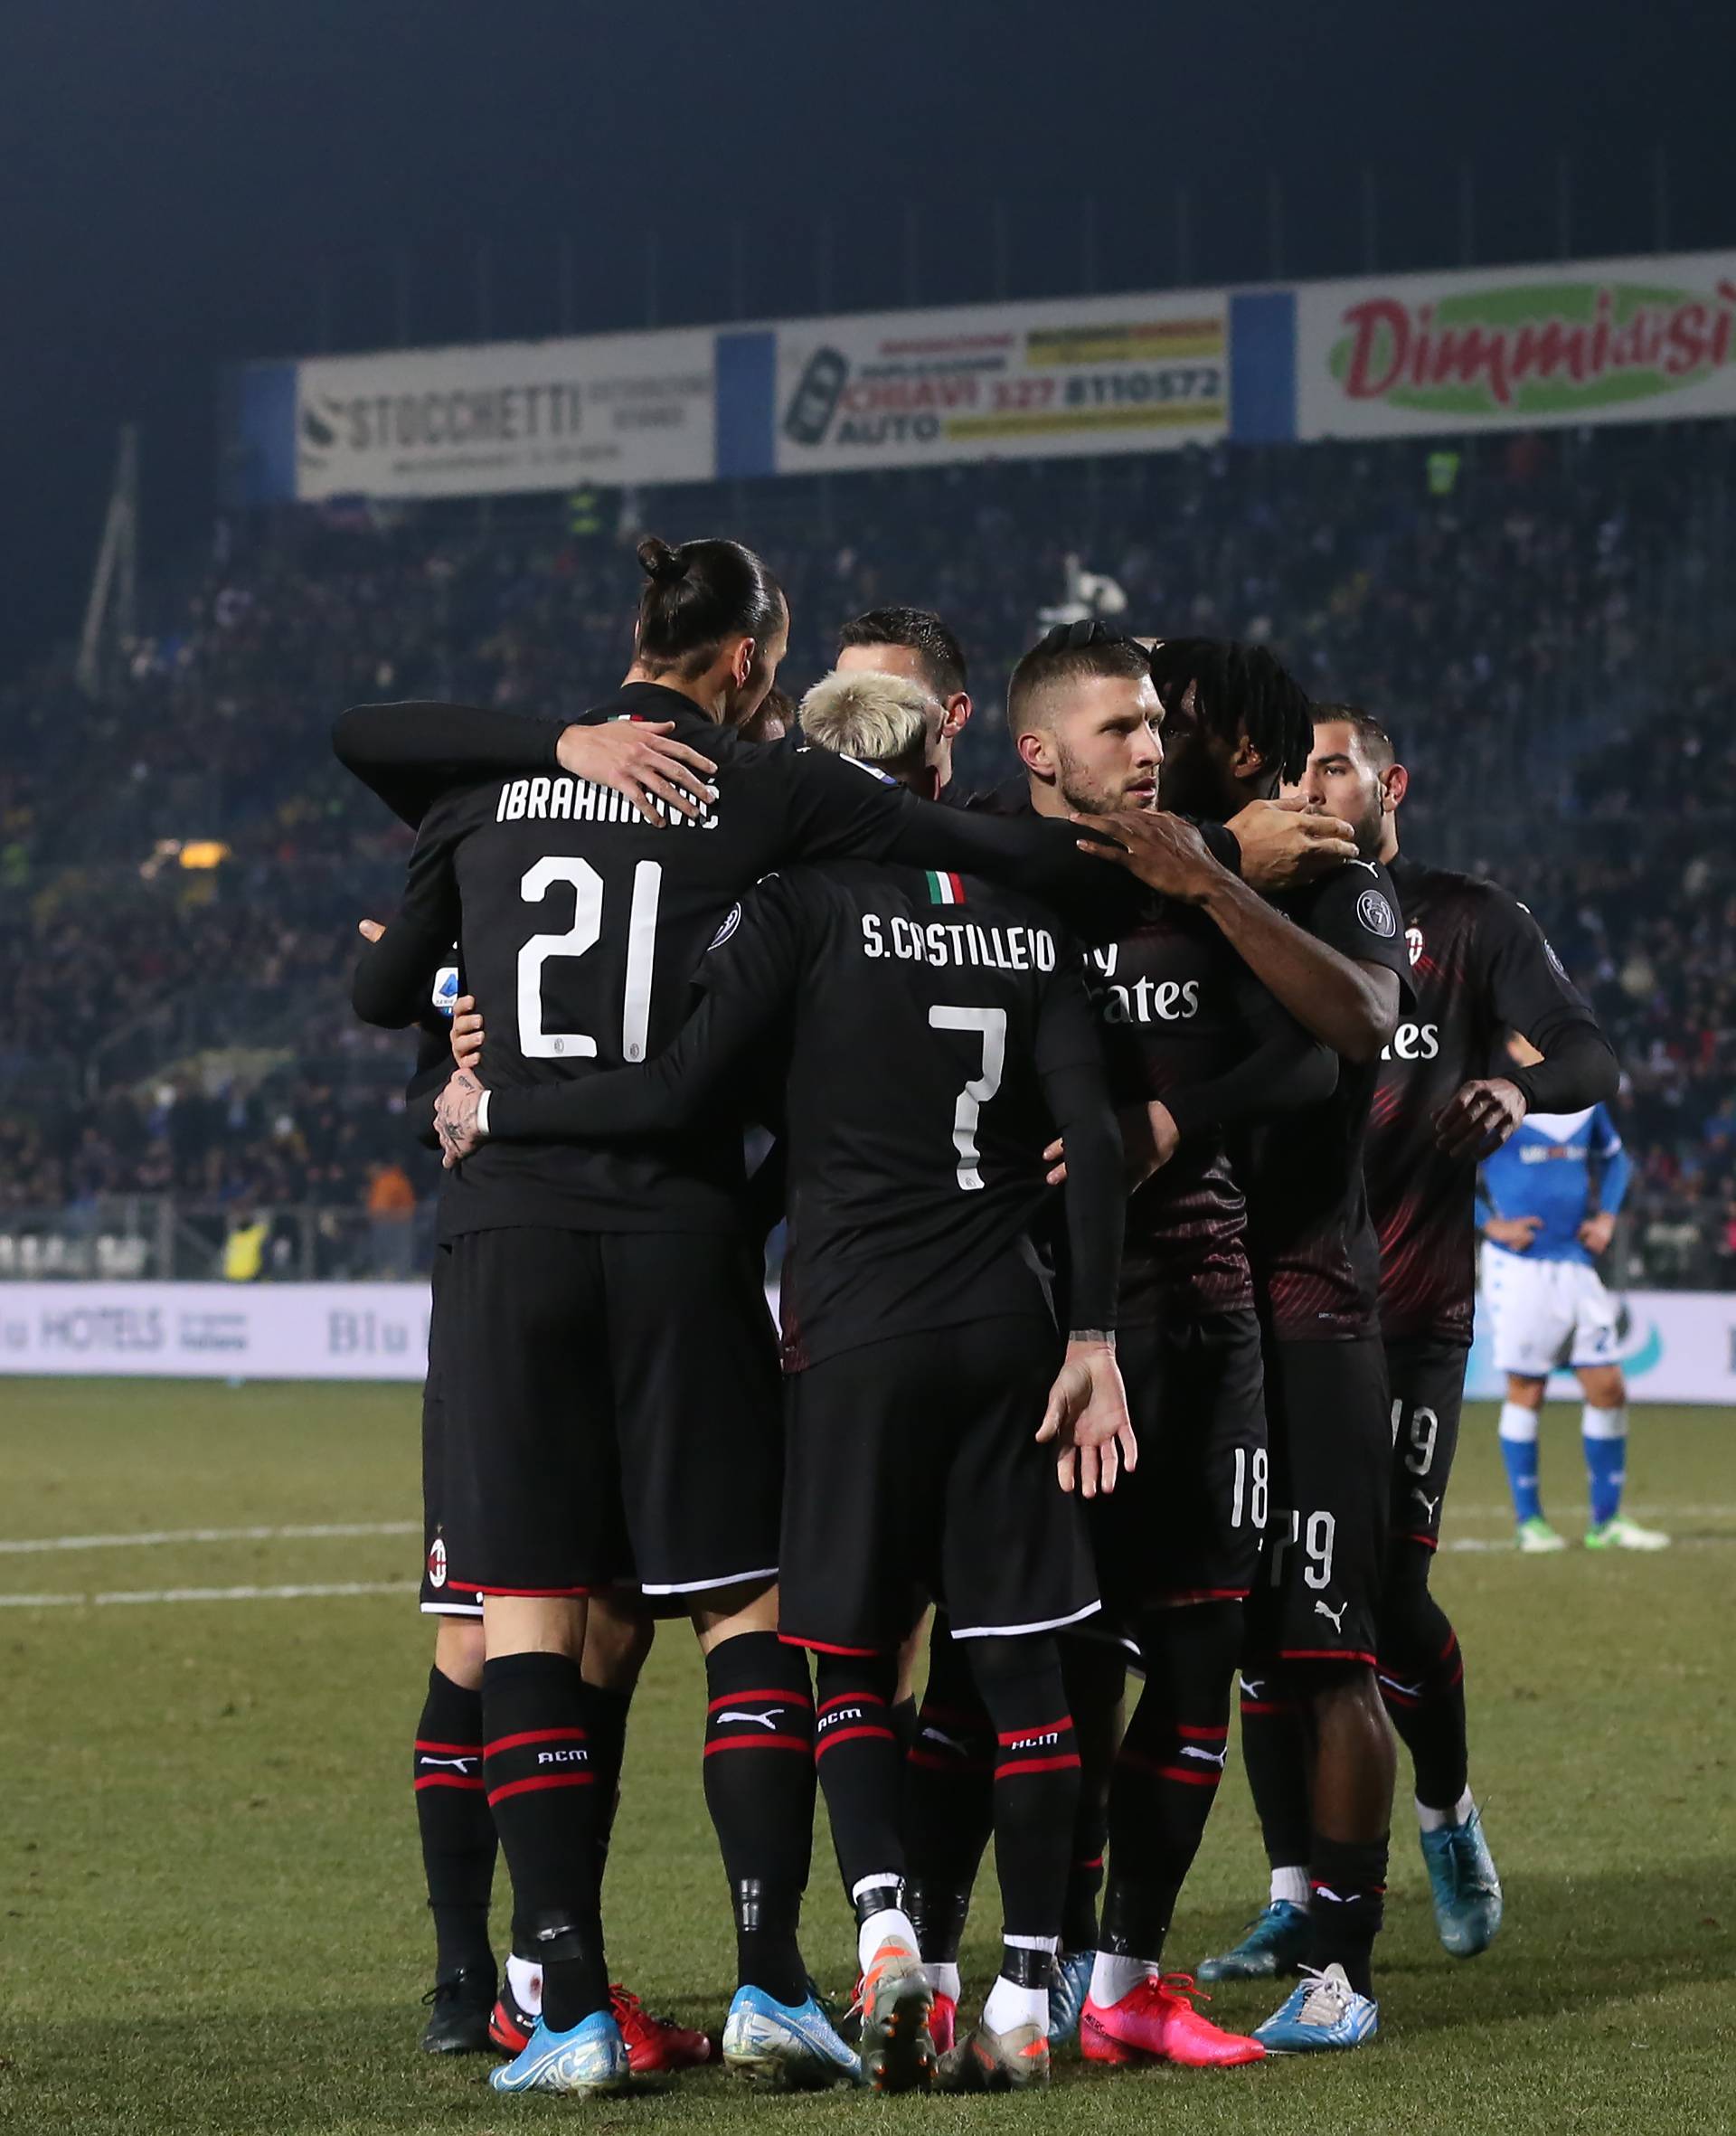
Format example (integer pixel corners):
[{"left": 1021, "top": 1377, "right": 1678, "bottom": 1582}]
[{"left": 5, "top": 0, "right": 1732, "bottom": 681}]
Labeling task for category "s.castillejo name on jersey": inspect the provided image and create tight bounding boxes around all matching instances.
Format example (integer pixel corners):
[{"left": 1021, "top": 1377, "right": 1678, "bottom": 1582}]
[
  {"left": 860, "top": 914, "right": 1057, "bottom": 972},
  {"left": 495, "top": 775, "right": 718, "bottom": 827}
]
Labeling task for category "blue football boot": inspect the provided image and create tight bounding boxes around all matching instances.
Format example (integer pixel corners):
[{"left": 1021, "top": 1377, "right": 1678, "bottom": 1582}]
[
  {"left": 1253, "top": 1963, "right": 1378, "bottom": 2053},
  {"left": 1196, "top": 1899, "right": 1312, "bottom": 1982},
  {"left": 1047, "top": 1950, "right": 1094, "bottom": 2045},
  {"left": 1421, "top": 1801, "right": 1504, "bottom": 1958},
  {"left": 489, "top": 2008, "right": 632, "bottom": 2093},
  {"left": 722, "top": 1984, "right": 861, "bottom": 2090}
]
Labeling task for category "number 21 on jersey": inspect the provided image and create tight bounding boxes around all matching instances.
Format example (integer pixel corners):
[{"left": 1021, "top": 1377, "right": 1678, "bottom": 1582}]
[{"left": 517, "top": 857, "right": 663, "bottom": 1062}]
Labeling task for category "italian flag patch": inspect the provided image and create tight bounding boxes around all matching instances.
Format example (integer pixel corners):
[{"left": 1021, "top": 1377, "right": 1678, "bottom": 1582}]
[{"left": 926, "top": 870, "right": 965, "bottom": 906}]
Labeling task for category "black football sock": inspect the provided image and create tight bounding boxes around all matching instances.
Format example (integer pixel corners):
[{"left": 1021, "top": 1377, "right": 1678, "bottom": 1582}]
[
  {"left": 813, "top": 1652, "right": 905, "bottom": 1895},
  {"left": 1239, "top": 1666, "right": 1315, "bottom": 1881},
  {"left": 1307, "top": 1833, "right": 1388, "bottom": 1999},
  {"left": 582, "top": 1682, "right": 633, "bottom": 1889},
  {"left": 1059, "top": 1638, "right": 1125, "bottom": 1952},
  {"left": 1377, "top": 1550, "right": 1470, "bottom": 1813},
  {"left": 1100, "top": 1602, "right": 1240, "bottom": 1961},
  {"left": 903, "top": 1616, "right": 994, "bottom": 1965},
  {"left": 703, "top": 1632, "right": 816, "bottom": 2004},
  {"left": 966, "top": 1634, "right": 1080, "bottom": 1942},
  {"left": 413, "top": 1666, "right": 497, "bottom": 1980},
  {"left": 481, "top": 1651, "right": 608, "bottom": 2030}
]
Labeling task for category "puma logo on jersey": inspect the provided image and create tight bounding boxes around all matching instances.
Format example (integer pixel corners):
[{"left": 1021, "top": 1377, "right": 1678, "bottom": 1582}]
[
  {"left": 716, "top": 1709, "right": 785, "bottom": 1730},
  {"left": 1180, "top": 1744, "right": 1229, "bottom": 1768},
  {"left": 1410, "top": 1488, "right": 1441, "bottom": 1523},
  {"left": 1314, "top": 1599, "right": 1347, "bottom": 1632}
]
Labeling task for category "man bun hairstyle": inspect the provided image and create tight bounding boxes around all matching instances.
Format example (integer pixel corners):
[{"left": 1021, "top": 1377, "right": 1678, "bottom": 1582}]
[
  {"left": 634, "top": 535, "right": 786, "bottom": 679},
  {"left": 836, "top": 605, "right": 967, "bottom": 698},
  {"left": 1006, "top": 619, "right": 1152, "bottom": 738},
  {"left": 1148, "top": 637, "right": 1315, "bottom": 786}
]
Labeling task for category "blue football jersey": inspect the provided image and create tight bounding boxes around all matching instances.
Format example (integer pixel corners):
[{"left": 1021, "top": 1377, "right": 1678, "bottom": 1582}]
[{"left": 1480, "top": 1103, "right": 1629, "bottom": 1264}]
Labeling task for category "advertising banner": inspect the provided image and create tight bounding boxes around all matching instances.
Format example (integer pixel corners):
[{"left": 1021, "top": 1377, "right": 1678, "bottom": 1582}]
[
  {"left": 2, "top": 1282, "right": 1734, "bottom": 1400},
  {"left": 290, "top": 329, "right": 716, "bottom": 499},
  {"left": 1297, "top": 251, "right": 1736, "bottom": 440},
  {"left": 767, "top": 290, "right": 1230, "bottom": 474},
  {"left": 0, "top": 1283, "right": 431, "bottom": 1382}
]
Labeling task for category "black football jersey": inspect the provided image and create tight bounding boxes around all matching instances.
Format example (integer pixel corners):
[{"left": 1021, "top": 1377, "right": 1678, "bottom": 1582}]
[
  {"left": 1368, "top": 855, "right": 1599, "bottom": 1347},
  {"left": 1089, "top": 907, "right": 1315, "bottom": 1318},
  {"left": 342, "top": 685, "right": 1165, "bottom": 1237},
  {"left": 485, "top": 861, "right": 1116, "bottom": 1370},
  {"left": 1234, "top": 859, "right": 1413, "bottom": 1341}
]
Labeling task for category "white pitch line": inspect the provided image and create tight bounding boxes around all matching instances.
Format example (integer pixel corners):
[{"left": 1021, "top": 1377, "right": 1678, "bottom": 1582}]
[
  {"left": 1442, "top": 1535, "right": 1731, "bottom": 1554},
  {"left": 0, "top": 1581, "right": 417, "bottom": 1609},
  {"left": 0, "top": 1520, "right": 418, "bottom": 1556}
]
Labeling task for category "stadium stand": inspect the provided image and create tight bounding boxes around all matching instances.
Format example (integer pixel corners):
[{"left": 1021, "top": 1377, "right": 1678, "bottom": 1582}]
[{"left": 4, "top": 424, "right": 1733, "bottom": 1282}]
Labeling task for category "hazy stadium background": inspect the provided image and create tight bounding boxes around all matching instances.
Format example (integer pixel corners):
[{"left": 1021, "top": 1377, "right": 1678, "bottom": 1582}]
[{"left": 2, "top": 6, "right": 1732, "bottom": 2131}]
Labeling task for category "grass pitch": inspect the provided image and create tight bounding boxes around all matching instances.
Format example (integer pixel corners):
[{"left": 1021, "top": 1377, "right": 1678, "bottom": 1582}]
[{"left": 1, "top": 1377, "right": 1731, "bottom": 2136}]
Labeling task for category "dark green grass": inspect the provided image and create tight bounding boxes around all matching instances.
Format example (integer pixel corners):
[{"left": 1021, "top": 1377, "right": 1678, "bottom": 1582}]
[{"left": 1, "top": 1379, "right": 1731, "bottom": 2134}]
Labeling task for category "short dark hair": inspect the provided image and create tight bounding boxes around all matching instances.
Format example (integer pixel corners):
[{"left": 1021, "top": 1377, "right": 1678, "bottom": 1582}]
[
  {"left": 837, "top": 606, "right": 967, "bottom": 698},
  {"left": 636, "top": 535, "right": 785, "bottom": 679},
  {"left": 1312, "top": 702, "right": 1397, "bottom": 770},
  {"left": 1147, "top": 638, "right": 1315, "bottom": 786},
  {"left": 1007, "top": 624, "right": 1152, "bottom": 738}
]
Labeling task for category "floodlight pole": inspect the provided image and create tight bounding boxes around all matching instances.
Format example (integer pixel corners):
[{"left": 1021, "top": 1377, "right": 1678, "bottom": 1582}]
[{"left": 75, "top": 423, "right": 139, "bottom": 700}]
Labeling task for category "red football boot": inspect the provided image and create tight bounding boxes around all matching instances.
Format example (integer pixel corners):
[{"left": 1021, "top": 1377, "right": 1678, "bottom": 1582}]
[
  {"left": 1081, "top": 1971, "right": 1266, "bottom": 2067},
  {"left": 609, "top": 1986, "right": 714, "bottom": 2074}
]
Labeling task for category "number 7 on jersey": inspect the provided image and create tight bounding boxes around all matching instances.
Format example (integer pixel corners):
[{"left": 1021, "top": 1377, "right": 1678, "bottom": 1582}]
[{"left": 929, "top": 1005, "right": 1006, "bottom": 1192}]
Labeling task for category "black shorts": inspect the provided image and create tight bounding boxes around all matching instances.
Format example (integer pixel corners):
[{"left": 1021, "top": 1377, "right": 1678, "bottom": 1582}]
[
  {"left": 778, "top": 1316, "right": 1099, "bottom": 1655},
  {"left": 439, "top": 1226, "right": 782, "bottom": 1598},
  {"left": 1090, "top": 1306, "right": 1267, "bottom": 1618},
  {"left": 1246, "top": 1334, "right": 1389, "bottom": 1671},
  {"left": 420, "top": 1376, "right": 484, "bottom": 1619},
  {"left": 1382, "top": 1335, "right": 1468, "bottom": 1553},
  {"left": 419, "top": 1246, "right": 482, "bottom": 1618}
]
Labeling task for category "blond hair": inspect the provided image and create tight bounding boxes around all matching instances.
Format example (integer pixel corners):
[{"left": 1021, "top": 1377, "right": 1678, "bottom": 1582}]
[{"left": 799, "top": 668, "right": 937, "bottom": 770}]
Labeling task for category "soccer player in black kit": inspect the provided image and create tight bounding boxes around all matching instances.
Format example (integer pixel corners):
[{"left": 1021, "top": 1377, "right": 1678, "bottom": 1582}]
[
  {"left": 900, "top": 634, "right": 1406, "bottom": 2068},
  {"left": 1079, "top": 646, "right": 1411, "bottom": 2055},
  {"left": 434, "top": 665, "right": 1134, "bottom": 2093},
  {"left": 1219, "top": 709, "right": 1617, "bottom": 1973},
  {"left": 335, "top": 543, "right": 1351, "bottom": 2093}
]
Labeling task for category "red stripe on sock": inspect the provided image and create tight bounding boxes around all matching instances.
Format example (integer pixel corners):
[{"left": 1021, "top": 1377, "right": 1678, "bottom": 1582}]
[
  {"left": 1240, "top": 1698, "right": 1303, "bottom": 1715},
  {"left": 778, "top": 1633, "right": 884, "bottom": 1656},
  {"left": 484, "top": 1727, "right": 587, "bottom": 1757},
  {"left": 995, "top": 1717, "right": 1071, "bottom": 1745},
  {"left": 1157, "top": 1764, "right": 1222, "bottom": 1787},
  {"left": 906, "top": 1749, "right": 993, "bottom": 1773},
  {"left": 415, "top": 1773, "right": 486, "bottom": 1793},
  {"left": 486, "top": 1773, "right": 595, "bottom": 1805},
  {"left": 817, "top": 1692, "right": 886, "bottom": 1715},
  {"left": 1278, "top": 1648, "right": 1380, "bottom": 1668},
  {"left": 815, "top": 1725, "right": 896, "bottom": 1756},
  {"left": 702, "top": 1733, "right": 813, "bottom": 1756},
  {"left": 916, "top": 1704, "right": 984, "bottom": 1728},
  {"left": 414, "top": 1739, "right": 483, "bottom": 1755},
  {"left": 1176, "top": 1724, "right": 1228, "bottom": 1741},
  {"left": 995, "top": 1753, "right": 1081, "bottom": 1779},
  {"left": 706, "top": 1690, "right": 814, "bottom": 1714}
]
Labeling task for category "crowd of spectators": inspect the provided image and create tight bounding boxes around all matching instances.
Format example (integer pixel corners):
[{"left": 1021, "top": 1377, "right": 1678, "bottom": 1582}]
[{"left": 3, "top": 423, "right": 1732, "bottom": 1281}]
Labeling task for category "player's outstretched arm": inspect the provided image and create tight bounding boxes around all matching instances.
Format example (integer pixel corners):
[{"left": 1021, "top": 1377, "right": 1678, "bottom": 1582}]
[
  {"left": 352, "top": 813, "right": 464, "bottom": 1029},
  {"left": 333, "top": 700, "right": 717, "bottom": 831},
  {"left": 1072, "top": 809, "right": 1400, "bottom": 1062}
]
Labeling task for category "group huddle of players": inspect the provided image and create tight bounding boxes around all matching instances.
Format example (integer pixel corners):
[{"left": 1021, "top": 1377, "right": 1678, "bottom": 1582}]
[{"left": 336, "top": 534, "right": 1618, "bottom": 2096}]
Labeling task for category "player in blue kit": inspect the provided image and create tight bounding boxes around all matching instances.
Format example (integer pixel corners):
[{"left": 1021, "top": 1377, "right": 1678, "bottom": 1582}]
[{"left": 1482, "top": 1086, "right": 1668, "bottom": 1553}]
